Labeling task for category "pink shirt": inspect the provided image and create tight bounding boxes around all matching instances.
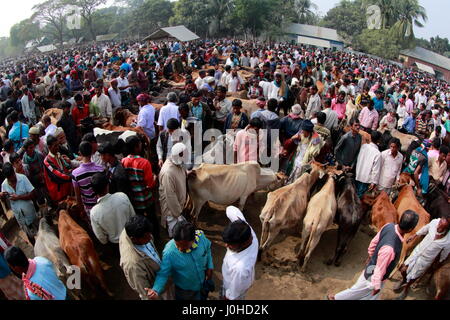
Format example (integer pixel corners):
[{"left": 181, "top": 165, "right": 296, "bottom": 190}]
[
  {"left": 358, "top": 107, "right": 379, "bottom": 130},
  {"left": 331, "top": 98, "right": 346, "bottom": 120},
  {"left": 233, "top": 128, "right": 259, "bottom": 163},
  {"left": 405, "top": 99, "right": 414, "bottom": 114},
  {"left": 367, "top": 224, "right": 404, "bottom": 290}
]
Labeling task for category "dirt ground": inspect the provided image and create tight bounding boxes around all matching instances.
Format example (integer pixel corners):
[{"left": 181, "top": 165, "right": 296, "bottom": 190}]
[{"left": 3, "top": 189, "right": 434, "bottom": 300}]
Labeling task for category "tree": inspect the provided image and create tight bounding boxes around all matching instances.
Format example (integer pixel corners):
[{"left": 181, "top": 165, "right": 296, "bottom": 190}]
[
  {"left": 293, "top": 0, "right": 318, "bottom": 24},
  {"left": 362, "top": 0, "right": 397, "bottom": 29},
  {"left": 321, "top": 0, "right": 366, "bottom": 42},
  {"left": 208, "top": 0, "right": 234, "bottom": 36},
  {"left": 130, "top": 0, "right": 173, "bottom": 37},
  {"left": 170, "top": 0, "right": 210, "bottom": 37},
  {"left": 389, "top": 0, "right": 427, "bottom": 47},
  {"left": 353, "top": 29, "right": 401, "bottom": 60},
  {"left": 66, "top": 0, "right": 107, "bottom": 41},
  {"left": 31, "top": 0, "right": 68, "bottom": 46},
  {"left": 10, "top": 19, "right": 41, "bottom": 47}
]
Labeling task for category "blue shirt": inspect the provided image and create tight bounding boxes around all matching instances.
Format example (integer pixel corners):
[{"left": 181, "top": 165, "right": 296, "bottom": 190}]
[
  {"left": 1, "top": 173, "right": 36, "bottom": 226},
  {"left": 153, "top": 231, "right": 214, "bottom": 294},
  {"left": 403, "top": 116, "right": 415, "bottom": 134},
  {"left": 8, "top": 121, "right": 29, "bottom": 151},
  {"left": 135, "top": 242, "right": 161, "bottom": 265},
  {"left": 137, "top": 104, "right": 156, "bottom": 139},
  {"left": 0, "top": 254, "right": 11, "bottom": 279},
  {"left": 28, "top": 257, "right": 66, "bottom": 300},
  {"left": 373, "top": 97, "right": 384, "bottom": 112},
  {"left": 251, "top": 109, "right": 264, "bottom": 119}
]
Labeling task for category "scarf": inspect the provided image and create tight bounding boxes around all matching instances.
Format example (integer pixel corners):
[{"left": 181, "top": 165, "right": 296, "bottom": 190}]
[
  {"left": 22, "top": 259, "right": 55, "bottom": 300},
  {"left": 23, "top": 151, "right": 38, "bottom": 164},
  {"left": 417, "top": 146, "right": 429, "bottom": 194}
]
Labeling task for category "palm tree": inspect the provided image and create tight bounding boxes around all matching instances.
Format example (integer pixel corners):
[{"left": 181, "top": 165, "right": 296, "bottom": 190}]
[
  {"left": 209, "top": 0, "right": 234, "bottom": 36},
  {"left": 362, "top": 0, "right": 396, "bottom": 29},
  {"left": 390, "top": 0, "right": 427, "bottom": 46},
  {"left": 293, "top": 0, "right": 318, "bottom": 24}
]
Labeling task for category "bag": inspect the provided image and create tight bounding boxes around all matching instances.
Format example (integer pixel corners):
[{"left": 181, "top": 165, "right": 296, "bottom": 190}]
[{"left": 200, "top": 279, "right": 215, "bottom": 300}]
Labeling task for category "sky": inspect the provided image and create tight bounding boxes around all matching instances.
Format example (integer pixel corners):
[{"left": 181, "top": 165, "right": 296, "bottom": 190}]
[{"left": 1, "top": 0, "right": 449, "bottom": 40}]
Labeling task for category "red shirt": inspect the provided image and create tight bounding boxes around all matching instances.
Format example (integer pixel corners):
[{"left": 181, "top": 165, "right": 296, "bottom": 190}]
[{"left": 72, "top": 104, "right": 90, "bottom": 125}]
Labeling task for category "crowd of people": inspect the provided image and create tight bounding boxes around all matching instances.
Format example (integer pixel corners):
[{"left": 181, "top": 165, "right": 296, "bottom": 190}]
[{"left": 0, "top": 37, "right": 448, "bottom": 301}]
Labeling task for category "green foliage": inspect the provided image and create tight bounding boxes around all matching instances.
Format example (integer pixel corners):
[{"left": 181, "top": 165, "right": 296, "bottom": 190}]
[
  {"left": 10, "top": 19, "right": 41, "bottom": 47},
  {"left": 416, "top": 36, "right": 450, "bottom": 56},
  {"left": 321, "top": 0, "right": 366, "bottom": 41},
  {"left": 353, "top": 29, "right": 401, "bottom": 60},
  {"left": 170, "top": 0, "right": 210, "bottom": 36}
]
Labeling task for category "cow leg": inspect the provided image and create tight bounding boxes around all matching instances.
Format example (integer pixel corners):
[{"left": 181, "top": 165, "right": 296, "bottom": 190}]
[
  {"left": 297, "top": 224, "right": 312, "bottom": 264},
  {"left": 238, "top": 194, "right": 250, "bottom": 212},
  {"left": 327, "top": 228, "right": 342, "bottom": 266},
  {"left": 191, "top": 198, "right": 206, "bottom": 226},
  {"left": 260, "top": 224, "right": 281, "bottom": 253},
  {"left": 301, "top": 233, "right": 322, "bottom": 273}
]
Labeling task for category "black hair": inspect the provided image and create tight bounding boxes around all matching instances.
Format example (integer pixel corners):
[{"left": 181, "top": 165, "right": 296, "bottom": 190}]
[
  {"left": 432, "top": 137, "right": 441, "bottom": 149},
  {"left": 79, "top": 141, "right": 93, "bottom": 157},
  {"left": 9, "top": 152, "right": 21, "bottom": 164},
  {"left": 98, "top": 142, "right": 115, "bottom": 156},
  {"left": 217, "top": 85, "right": 227, "bottom": 93},
  {"left": 317, "top": 112, "right": 326, "bottom": 125},
  {"left": 167, "top": 118, "right": 180, "bottom": 130},
  {"left": 388, "top": 138, "right": 401, "bottom": 149},
  {"left": 4, "top": 246, "right": 28, "bottom": 269},
  {"left": 399, "top": 210, "right": 419, "bottom": 231},
  {"left": 222, "top": 220, "right": 251, "bottom": 244},
  {"left": 440, "top": 145, "right": 449, "bottom": 155},
  {"left": 9, "top": 111, "right": 18, "bottom": 122},
  {"left": 46, "top": 135, "right": 58, "bottom": 147},
  {"left": 249, "top": 117, "right": 263, "bottom": 129},
  {"left": 2, "top": 162, "right": 15, "bottom": 178},
  {"left": 82, "top": 133, "right": 97, "bottom": 143},
  {"left": 232, "top": 99, "right": 242, "bottom": 107},
  {"left": 173, "top": 221, "right": 195, "bottom": 241},
  {"left": 349, "top": 118, "right": 360, "bottom": 126},
  {"left": 125, "top": 215, "right": 153, "bottom": 239},
  {"left": 371, "top": 131, "right": 382, "bottom": 144},
  {"left": 191, "top": 91, "right": 202, "bottom": 98},
  {"left": 91, "top": 172, "right": 109, "bottom": 195},
  {"left": 179, "top": 103, "right": 190, "bottom": 113},
  {"left": 324, "top": 98, "right": 332, "bottom": 108},
  {"left": 126, "top": 135, "right": 141, "bottom": 153},
  {"left": 3, "top": 140, "right": 14, "bottom": 152},
  {"left": 74, "top": 93, "right": 83, "bottom": 101},
  {"left": 267, "top": 98, "right": 278, "bottom": 112}
]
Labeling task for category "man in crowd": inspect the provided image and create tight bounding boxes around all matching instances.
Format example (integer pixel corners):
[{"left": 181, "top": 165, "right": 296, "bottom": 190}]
[
  {"left": 119, "top": 215, "right": 174, "bottom": 300},
  {"left": 221, "top": 206, "right": 258, "bottom": 300},
  {"left": 136, "top": 93, "right": 156, "bottom": 141},
  {"left": 359, "top": 100, "right": 379, "bottom": 133},
  {"left": 146, "top": 221, "right": 214, "bottom": 300},
  {"left": 90, "top": 172, "right": 136, "bottom": 246},
  {"left": 394, "top": 215, "right": 450, "bottom": 299},
  {"left": 98, "top": 142, "right": 131, "bottom": 198},
  {"left": 327, "top": 210, "right": 419, "bottom": 300},
  {"left": 335, "top": 119, "right": 362, "bottom": 169},
  {"left": 355, "top": 131, "right": 382, "bottom": 198},
  {"left": 378, "top": 138, "right": 404, "bottom": 193},
  {"left": 72, "top": 141, "right": 104, "bottom": 219},
  {"left": 157, "top": 92, "right": 180, "bottom": 132},
  {"left": 4, "top": 246, "right": 67, "bottom": 300}
]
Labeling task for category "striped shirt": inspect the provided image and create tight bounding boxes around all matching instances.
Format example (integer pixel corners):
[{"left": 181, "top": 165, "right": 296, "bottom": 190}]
[
  {"left": 72, "top": 162, "right": 105, "bottom": 215},
  {"left": 121, "top": 155, "right": 155, "bottom": 210}
]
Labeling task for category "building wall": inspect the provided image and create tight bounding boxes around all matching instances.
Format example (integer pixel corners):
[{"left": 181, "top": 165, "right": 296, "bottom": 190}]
[{"left": 400, "top": 55, "right": 450, "bottom": 82}]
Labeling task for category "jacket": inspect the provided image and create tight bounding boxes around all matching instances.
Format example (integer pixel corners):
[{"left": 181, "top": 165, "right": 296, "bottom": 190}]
[
  {"left": 43, "top": 153, "right": 72, "bottom": 202},
  {"left": 119, "top": 230, "right": 174, "bottom": 300}
]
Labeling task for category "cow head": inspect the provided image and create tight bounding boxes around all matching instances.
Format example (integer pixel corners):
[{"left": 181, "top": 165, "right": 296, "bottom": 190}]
[{"left": 310, "top": 161, "right": 327, "bottom": 179}]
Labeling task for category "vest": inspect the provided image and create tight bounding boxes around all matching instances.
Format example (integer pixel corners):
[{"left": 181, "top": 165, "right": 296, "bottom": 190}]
[{"left": 364, "top": 223, "right": 402, "bottom": 281}]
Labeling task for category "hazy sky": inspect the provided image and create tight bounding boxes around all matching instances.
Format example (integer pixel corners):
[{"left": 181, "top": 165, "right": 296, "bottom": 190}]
[{"left": 1, "top": 0, "right": 449, "bottom": 40}]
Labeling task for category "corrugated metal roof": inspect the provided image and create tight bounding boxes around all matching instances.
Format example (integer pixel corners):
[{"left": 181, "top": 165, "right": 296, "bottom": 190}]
[
  {"left": 143, "top": 25, "right": 200, "bottom": 42},
  {"left": 400, "top": 47, "right": 450, "bottom": 71},
  {"left": 298, "top": 36, "right": 331, "bottom": 48},
  {"left": 37, "top": 44, "right": 57, "bottom": 53},
  {"left": 285, "top": 23, "right": 343, "bottom": 43},
  {"left": 96, "top": 33, "right": 119, "bottom": 42},
  {"left": 414, "top": 62, "right": 435, "bottom": 75}
]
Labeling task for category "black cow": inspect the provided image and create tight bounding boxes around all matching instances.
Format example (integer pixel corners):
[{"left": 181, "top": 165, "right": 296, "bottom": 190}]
[
  {"left": 327, "top": 172, "right": 365, "bottom": 266},
  {"left": 423, "top": 184, "right": 450, "bottom": 220}
]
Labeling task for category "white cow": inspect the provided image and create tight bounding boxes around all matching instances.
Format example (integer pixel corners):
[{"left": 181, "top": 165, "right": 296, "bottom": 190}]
[{"left": 188, "top": 162, "right": 285, "bottom": 221}]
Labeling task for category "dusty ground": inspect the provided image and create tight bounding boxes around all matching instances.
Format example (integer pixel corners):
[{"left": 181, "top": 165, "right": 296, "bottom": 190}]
[{"left": 2, "top": 189, "right": 434, "bottom": 300}]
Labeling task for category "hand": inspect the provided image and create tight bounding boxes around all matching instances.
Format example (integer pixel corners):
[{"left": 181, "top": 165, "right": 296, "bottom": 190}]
[
  {"left": 372, "top": 289, "right": 380, "bottom": 296},
  {"left": 158, "top": 160, "right": 164, "bottom": 168},
  {"left": 9, "top": 194, "right": 20, "bottom": 201},
  {"left": 62, "top": 155, "right": 71, "bottom": 163},
  {"left": 0, "top": 192, "right": 9, "bottom": 199},
  {"left": 368, "top": 184, "right": 376, "bottom": 191},
  {"left": 416, "top": 188, "right": 422, "bottom": 196},
  {"left": 145, "top": 288, "right": 159, "bottom": 300},
  {"left": 406, "top": 234, "right": 417, "bottom": 244}
]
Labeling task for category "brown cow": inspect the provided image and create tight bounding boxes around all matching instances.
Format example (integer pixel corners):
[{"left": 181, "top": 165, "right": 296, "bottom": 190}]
[
  {"left": 392, "top": 185, "right": 430, "bottom": 275},
  {"left": 361, "top": 191, "right": 398, "bottom": 232},
  {"left": 259, "top": 162, "right": 326, "bottom": 252},
  {"left": 58, "top": 210, "right": 112, "bottom": 297},
  {"left": 433, "top": 255, "right": 450, "bottom": 300}
]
